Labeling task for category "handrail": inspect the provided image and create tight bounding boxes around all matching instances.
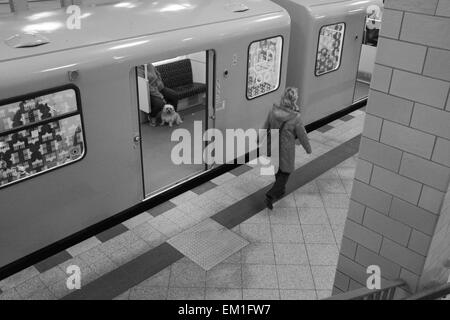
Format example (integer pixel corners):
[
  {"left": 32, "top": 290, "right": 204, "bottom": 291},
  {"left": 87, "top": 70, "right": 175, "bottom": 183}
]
[
  {"left": 325, "top": 279, "right": 406, "bottom": 300},
  {"left": 406, "top": 283, "right": 450, "bottom": 300}
]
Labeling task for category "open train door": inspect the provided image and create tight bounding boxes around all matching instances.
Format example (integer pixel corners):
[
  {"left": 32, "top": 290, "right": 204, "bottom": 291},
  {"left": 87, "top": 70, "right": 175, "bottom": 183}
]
[
  {"left": 136, "top": 50, "right": 217, "bottom": 197},
  {"left": 355, "top": 0, "right": 383, "bottom": 100}
]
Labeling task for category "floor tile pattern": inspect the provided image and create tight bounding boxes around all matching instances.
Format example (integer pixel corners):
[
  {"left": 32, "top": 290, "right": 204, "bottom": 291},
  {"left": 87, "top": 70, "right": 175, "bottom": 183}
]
[{"left": 168, "top": 219, "right": 249, "bottom": 271}]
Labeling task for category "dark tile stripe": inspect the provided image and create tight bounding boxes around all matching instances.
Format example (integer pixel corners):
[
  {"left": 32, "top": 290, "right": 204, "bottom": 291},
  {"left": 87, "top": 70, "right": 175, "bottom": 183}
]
[
  {"left": 63, "top": 243, "right": 183, "bottom": 300},
  {"left": 191, "top": 181, "right": 217, "bottom": 195},
  {"left": 230, "top": 164, "right": 253, "bottom": 176},
  {"left": 34, "top": 250, "right": 73, "bottom": 273},
  {"left": 212, "top": 135, "right": 361, "bottom": 229},
  {"left": 340, "top": 114, "right": 355, "bottom": 122},
  {"left": 213, "top": 191, "right": 268, "bottom": 229},
  {"left": 96, "top": 223, "right": 129, "bottom": 243},
  {"left": 316, "top": 124, "right": 334, "bottom": 133},
  {"left": 147, "top": 201, "right": 176, "bottom": 217}
]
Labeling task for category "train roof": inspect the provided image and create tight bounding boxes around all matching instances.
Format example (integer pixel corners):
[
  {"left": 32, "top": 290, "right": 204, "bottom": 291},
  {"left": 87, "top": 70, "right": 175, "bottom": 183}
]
[
  {"left": 289, "top": 0, "right": 376, "bottom": 8},
  {"left": 0, "top": 0, "right": 285, "bottom": 63}
]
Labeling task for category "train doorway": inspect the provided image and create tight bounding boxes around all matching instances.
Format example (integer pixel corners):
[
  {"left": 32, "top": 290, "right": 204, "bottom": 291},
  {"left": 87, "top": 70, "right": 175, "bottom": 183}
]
[
  {"left": 354, "top": 1, "right": 383, "bottom": 102},
  {"left": 136, "top": 50, "right": 214, "bottom": 197}
]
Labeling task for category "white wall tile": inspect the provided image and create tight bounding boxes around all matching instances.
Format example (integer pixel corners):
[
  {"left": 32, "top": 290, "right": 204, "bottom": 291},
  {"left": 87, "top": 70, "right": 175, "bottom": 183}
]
[
  {"left": 380, "top": 121, "right": 435, "bottom": 159},
  {"left": 377, "top": 38, "right": 426, "bottom": 73},
  {"left": 390, "top": 70, "right": 449, "bottom": 109},
  {"left": 371, "top": 166, "right": 422, "bottom": 204}
]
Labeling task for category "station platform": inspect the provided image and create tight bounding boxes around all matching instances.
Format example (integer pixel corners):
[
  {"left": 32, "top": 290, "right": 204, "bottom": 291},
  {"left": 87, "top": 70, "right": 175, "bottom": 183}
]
[{"left": 0, "top": 108, "right": 365, "bottom": 300}]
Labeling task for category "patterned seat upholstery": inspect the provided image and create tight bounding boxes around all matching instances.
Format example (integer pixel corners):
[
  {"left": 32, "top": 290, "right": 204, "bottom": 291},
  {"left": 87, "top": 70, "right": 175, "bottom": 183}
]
[
  {"left": 155, "top": 59, "right": 206, "bottom": 100},
  {"left": 171, "top": 83, "right": 207, "bottom": 100}
]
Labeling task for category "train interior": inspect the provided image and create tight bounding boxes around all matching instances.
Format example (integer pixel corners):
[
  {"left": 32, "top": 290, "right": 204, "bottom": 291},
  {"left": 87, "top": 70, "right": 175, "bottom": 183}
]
[{"left": 136, "top": 51, "right": 208, "bottom": 196}]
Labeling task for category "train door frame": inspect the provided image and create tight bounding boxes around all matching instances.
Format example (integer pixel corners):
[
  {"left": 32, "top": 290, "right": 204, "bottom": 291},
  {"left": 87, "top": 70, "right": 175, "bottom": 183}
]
[
  {"left": 134, "top": 49, "right": 216, "bottom": 200},
  {"left": 205, "top": 49, "right": 216, "bottom": 171}
]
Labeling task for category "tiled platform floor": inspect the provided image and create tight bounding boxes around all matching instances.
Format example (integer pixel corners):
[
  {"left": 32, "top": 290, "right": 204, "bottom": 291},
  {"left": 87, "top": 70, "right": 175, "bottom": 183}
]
[
  {"left": 0, "top": 109, "right": 365, "bottom": 300},
  {"left": 114, "top": 156, "right": 358, "bottom": 300}
]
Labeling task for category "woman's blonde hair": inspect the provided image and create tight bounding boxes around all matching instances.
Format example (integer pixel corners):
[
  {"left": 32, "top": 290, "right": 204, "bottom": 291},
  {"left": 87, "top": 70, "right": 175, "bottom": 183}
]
[{"left": 280, "top": 87, "right": 300, "bottom": 112}]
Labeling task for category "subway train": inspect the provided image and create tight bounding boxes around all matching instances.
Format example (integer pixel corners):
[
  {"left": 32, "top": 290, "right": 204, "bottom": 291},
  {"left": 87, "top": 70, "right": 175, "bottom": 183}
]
[{"left": 0, "top": 0, "right": 381, "bottom": 274}]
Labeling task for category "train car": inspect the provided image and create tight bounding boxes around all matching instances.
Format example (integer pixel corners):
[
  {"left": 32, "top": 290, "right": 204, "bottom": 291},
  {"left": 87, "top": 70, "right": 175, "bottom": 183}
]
[
  {"left": 0, "top": 0, "right": 291, "bottom": 271},
  {"left": 271, "top": 0, "right": 383, "bottom": 125}
]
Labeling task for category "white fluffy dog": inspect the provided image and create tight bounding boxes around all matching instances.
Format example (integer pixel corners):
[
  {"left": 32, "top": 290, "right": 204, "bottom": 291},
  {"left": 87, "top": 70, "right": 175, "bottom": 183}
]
[{"left": 160, "top": 104, "right": 183, "bottom": 127}]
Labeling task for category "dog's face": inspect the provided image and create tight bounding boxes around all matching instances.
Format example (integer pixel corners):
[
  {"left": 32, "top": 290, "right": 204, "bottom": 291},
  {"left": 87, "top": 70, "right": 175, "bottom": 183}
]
[{"left": 162, "top": 104, "right": 175, "bottom": 115}]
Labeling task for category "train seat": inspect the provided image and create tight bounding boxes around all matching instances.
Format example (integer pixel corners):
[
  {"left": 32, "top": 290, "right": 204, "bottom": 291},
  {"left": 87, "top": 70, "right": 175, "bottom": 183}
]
[{"left": 155, "top": 59, "right": 206, "bottom": 102}]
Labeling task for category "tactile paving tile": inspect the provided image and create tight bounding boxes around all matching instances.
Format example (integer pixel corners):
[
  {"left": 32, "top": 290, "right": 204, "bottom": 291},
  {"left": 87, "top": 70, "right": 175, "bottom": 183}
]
[{"left": 167, "top": 218, "right": 249, "bottom": 271}]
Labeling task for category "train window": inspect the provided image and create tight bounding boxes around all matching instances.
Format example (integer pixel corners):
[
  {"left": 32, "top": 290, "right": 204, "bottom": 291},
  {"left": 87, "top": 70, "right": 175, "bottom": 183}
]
[
  {"left": 247, "top": 36, "right": 283, "bottom": 99},
  {"left": 0, "top": 87, "right": 85, "bottom": 188},
  {"left": 315, "top": 23, "right": 345, "bottom": 76}
]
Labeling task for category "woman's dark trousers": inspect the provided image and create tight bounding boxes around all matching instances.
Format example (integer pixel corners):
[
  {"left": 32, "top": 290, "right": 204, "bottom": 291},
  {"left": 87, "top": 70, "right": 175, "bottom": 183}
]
[{"left": 266, "top": 169, "right": 290, "bottom": 201}]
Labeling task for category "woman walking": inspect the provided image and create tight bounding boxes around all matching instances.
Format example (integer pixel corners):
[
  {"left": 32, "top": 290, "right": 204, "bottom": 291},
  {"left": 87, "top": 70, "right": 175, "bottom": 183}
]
[{"left": 263, "top": 87, "right": 312, "bottom": 209}]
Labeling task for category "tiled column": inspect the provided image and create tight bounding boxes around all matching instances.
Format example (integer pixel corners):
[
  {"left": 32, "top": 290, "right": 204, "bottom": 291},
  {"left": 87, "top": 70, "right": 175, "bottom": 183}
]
[{"left": 333, "top": 0, "right": 450, "bottom": 297}]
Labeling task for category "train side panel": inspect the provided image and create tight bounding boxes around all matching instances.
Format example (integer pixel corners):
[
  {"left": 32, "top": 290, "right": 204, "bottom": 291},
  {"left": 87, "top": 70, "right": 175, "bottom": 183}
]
[
  {"left": 271, "top": 1, "right": 312, "bottom": 113},
  {"left": 0, "top": 50, "right": 143, "bottom": 268},
  {"left": 212, "top": 14, "right": 291, "bottom": 135},
  {"left": 272, "top": 0, "right": 375, "bottom": 124},
  {"left": 301, "top": 5, "right": 365, "bottom": 124}
]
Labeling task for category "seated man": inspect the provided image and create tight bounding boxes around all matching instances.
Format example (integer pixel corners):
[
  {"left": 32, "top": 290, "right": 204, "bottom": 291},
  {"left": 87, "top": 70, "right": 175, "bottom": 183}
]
[{"left": 147, "top": 63, "right": 179, "bottom": 126}]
